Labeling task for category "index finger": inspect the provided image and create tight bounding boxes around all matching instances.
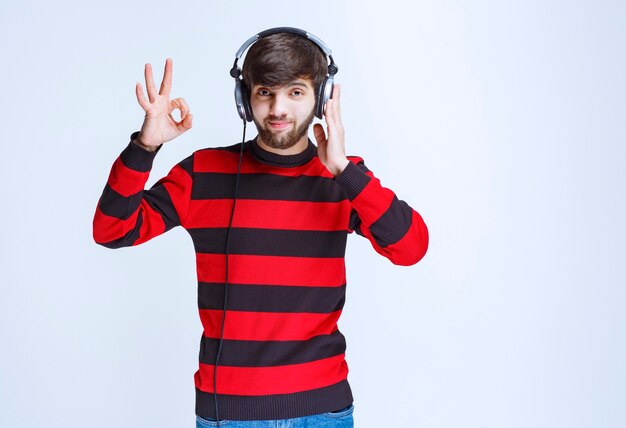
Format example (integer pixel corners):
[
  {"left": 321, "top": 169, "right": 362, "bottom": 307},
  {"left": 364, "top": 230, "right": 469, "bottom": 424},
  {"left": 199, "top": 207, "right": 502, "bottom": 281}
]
[
  {"left": 159, "top": 58, "right": 173, "bottom": 97},
  {"left": 332, "top": 84, "right": 342, "bottom": 122}
]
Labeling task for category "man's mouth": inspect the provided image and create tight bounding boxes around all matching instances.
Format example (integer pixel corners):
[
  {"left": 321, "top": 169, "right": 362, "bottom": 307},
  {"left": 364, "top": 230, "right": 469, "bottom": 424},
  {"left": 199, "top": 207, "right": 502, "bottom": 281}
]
[{"left": 267, "top": 120, "right": 292, "bottom": 130}]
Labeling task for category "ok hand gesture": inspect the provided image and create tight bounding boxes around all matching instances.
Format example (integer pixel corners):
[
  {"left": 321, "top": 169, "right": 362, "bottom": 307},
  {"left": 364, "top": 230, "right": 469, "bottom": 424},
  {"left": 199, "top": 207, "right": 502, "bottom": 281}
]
[{"left": 134, "top": 58, "right": 193, "bottom": 151}]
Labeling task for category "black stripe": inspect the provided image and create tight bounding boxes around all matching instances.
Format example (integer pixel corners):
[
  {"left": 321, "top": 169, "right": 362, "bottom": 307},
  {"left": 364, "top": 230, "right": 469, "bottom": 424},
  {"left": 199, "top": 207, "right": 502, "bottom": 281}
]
[
  {"left": 99, "top": 211, "right": 144, "bottom": 249},
  {"left": 98, "top": 185, "right": 143, "bottom": 220},
  {"left": 198, "top": 282, "right": 346, "bottom": 313},
  {"left": 354, "top": 160, "right": 370, "bottom": 174},
  {"left": 196, "top": 380, "right": 353, "bottom": 421},
  {"left": 354, "top": 222, "right": 363, "bottom": 236},
  {"left": 144, "top": 182, "right": 181, "bottom": 231},
  {"left": 247, "top": 139, "right": 316, "bottom": 166},
  {"left": 191, "top": 173, "right": 347, "bottom": 202},
  {"left": 348, "top": 208, "right": 361, "bottom": 232},
  {"left": 369, "top": 196, "right": 413, "bottom": 247},
  {"left": 198, "top": 330, "right": 347, "bottom": 367},
  {"left": 178, "top": 154, "right": 194, "bottom": 177},
  {"left": 188, "top": 228, "right": 347, "bottom": 257}
]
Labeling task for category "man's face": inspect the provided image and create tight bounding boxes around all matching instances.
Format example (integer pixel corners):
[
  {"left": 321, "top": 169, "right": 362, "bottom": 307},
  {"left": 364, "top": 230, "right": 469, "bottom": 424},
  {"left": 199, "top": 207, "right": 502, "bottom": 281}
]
[{"left": 250, "top": 78, "right": 316, "bottom": 150}]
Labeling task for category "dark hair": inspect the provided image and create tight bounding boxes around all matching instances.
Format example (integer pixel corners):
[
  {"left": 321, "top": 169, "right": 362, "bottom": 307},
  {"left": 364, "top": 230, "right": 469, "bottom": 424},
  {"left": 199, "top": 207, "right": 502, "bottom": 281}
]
[{"left": 242, "top": 33, "right": 328, "bottom": 97}]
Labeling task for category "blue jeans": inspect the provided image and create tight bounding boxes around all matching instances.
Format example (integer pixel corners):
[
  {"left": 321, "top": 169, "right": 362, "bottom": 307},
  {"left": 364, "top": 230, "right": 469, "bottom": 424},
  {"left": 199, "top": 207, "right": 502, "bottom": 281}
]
[{"left": 196, "top": 404, "right": 354, "bottom": 427}]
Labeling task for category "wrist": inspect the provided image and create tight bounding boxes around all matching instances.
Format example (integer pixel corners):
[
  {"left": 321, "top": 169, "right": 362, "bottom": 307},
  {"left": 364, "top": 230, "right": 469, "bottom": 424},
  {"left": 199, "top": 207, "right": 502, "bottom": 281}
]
[
  {"left": 329, "top": 158, "right": 350, "bottom": 177},
  {"left": 132, "top": 135, "right": 160, "bottom": 152}
]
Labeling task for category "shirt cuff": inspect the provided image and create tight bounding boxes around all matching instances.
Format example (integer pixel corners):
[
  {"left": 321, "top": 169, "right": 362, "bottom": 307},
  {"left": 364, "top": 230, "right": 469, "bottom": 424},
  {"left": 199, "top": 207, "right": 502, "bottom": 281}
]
[
  {"left": 120, "top": 131, "right": 162, "bottom": 172},
  {"left": 334, "top": 161, "right": 371, "bottom": 201}
]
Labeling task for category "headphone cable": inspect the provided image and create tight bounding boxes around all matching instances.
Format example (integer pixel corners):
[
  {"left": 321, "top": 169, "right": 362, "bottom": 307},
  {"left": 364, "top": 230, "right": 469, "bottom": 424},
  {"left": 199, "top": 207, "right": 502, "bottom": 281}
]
[{"left": 213, "top": 119, "right": 247, "bottom": 427}]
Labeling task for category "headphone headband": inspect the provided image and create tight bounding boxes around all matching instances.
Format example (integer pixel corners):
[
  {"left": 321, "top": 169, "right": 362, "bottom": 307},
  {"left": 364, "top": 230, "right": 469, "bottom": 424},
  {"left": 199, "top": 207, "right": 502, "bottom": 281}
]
[{"left": 233, "top": 27, "right": 336, "bottom": 69}]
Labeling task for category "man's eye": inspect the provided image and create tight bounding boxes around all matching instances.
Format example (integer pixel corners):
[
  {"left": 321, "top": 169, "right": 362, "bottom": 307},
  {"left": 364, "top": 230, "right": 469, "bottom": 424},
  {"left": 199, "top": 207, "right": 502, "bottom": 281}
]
[
  {"left": 258, "top": 90, "right": 270, "bottom": 96},
  {"left": 292, "top": 90, "right": 303, "bottom": 96}
]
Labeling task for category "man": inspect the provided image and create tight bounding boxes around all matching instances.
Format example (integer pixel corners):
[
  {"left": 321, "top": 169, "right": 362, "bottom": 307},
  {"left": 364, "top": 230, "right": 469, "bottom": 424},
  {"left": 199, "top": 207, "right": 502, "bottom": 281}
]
[{"left": 93, "top": 29, "right": 429, "bottom": 427}]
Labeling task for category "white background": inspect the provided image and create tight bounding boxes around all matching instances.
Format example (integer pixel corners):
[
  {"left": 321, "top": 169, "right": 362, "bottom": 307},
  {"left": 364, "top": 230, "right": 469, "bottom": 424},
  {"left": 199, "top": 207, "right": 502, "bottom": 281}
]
[{"left": 1, "top": 1, "right": 625, "bottom": 427}]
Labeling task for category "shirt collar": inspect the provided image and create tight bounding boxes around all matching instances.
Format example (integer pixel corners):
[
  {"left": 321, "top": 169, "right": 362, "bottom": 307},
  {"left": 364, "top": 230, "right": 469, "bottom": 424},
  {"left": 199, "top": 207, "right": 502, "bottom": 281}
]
[{"left": 247, "top": 136, "right": 317, "bottom": 167}]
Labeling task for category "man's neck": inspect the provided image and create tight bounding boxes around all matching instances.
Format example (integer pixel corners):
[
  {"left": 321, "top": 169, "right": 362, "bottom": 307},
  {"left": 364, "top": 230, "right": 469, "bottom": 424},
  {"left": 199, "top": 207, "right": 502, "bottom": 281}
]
[{"left": 255, "top": 135, "right": 310, "bottom": 156}]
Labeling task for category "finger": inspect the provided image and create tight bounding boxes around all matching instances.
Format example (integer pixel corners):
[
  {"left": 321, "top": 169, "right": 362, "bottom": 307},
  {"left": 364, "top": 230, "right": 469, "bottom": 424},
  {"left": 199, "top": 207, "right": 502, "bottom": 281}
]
[
  {"left": 328, "top": 85, "right": 340, "bottom": 120},
  {"left": 313, "top": 123, "right": 327, "bottom": 145},
  {"left": 159, "top": 58, "right": 172, "bottom": 97},
  {"left": 135, "top": 82, "right": 150, "bottom": 111},
  {"left": 327, "top": 87, "right": 344, "bottom": 131},
  {"left": 179, "top": 113, "right": 193, "bottom": 131},
  {"left": 333, "top": 83, "right": 341, "bottom": 100},
  {"left": 313, "top": 123, "right": 327, "bottom": 161},
  {"left": 145, "top": 63, "right": 157, "bottom": 103},
  {"left": 331, "top": 83, "right": 340, "bottom": 101},
  {"left": 170, "top": 98, "right": 190, "bottom": 120},
  {"left": 324, "top": 89, "right": 333, "bottom": 119},
  {"left": 334, "top": 84, "right": 342, "bottom": 122},
  {"left": 325, "top": 97, "right": 336, "bottom": 128}
]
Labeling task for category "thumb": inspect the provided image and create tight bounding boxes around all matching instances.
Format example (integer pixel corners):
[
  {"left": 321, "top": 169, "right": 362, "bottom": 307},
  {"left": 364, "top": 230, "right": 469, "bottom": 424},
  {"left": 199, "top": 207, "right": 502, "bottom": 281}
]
[{"left": 313, "top": 123, "right": 326, "bottom": 145}]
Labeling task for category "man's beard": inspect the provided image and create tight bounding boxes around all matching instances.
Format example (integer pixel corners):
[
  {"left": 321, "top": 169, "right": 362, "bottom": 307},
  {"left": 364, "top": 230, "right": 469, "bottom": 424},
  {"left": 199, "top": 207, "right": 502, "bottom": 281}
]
[{"left": 253, "top": 109, "right": 316, "bottom": 150}]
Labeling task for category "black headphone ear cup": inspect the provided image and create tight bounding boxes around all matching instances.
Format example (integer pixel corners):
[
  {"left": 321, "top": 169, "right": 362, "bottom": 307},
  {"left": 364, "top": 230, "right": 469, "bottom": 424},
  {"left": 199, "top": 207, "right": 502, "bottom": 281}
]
[
  {"left": 240, "top": 81, "right": 253, "bottom": 122},
  {"left": 234, "top": 78, "right": 254, "bottom": 122},
  {"left": 234, "top": 79, "right": 245, "bottom": 121},
  {"left": 316, "top": 77, "right": 328, "bottom": 119},
  {"left": 316, "top": 77, "right": 334, "bottom": 119}
]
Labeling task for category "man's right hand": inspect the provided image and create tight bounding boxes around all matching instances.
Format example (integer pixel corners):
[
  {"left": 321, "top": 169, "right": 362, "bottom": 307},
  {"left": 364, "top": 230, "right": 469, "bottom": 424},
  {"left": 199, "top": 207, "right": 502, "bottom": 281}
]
[{"left": 134, "top": 58, "right": 193, "bottom": 152}]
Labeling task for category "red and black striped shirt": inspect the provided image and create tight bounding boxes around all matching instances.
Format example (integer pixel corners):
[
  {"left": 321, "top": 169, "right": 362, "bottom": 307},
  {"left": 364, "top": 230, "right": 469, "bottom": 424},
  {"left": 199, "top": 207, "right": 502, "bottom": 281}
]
[{"left": 93, "top": 131, "right": 429, "bottom": 420}]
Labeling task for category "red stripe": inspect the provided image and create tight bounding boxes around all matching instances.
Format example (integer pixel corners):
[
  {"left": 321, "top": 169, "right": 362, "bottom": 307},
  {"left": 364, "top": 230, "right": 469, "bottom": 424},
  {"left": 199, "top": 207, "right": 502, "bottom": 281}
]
[
  {"left": 357, "top": 210, "right": 429, "bottom": 266},
  {"left": 93, "top": 200, "right": 167, "bottom": 246},
  {"left": 347, "top": 155, "right": 364, "bottom": 165},
  {"left": 107, "top": 157, "right": 150, "bottom": 197},
  {"left": 199, "top": 309, "right": 341, "bottom": 341},
  {"left": 193, "top": 150, "right": 241, "bottom": 173},
  {"left": 195, "top": 254, "right": 345, "bottom": 287},
  {"left": 92, "top": 207, "right": 140, "bottom": 243},
  {"left": 194, "top": 150, "right": 333, "bottom": 178},
  {"left": 186, "top": 199, "right": 350, "bottom": 230},
  {"left": 194, "top": 354, "right": 348, "bottom": 395}
]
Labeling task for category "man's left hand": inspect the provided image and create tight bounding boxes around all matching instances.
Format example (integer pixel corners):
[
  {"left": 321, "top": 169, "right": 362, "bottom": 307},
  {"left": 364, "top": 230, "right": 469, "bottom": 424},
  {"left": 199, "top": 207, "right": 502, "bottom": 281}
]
[{"left": 314, "top": 84, "right": 350, "bottom": 177}]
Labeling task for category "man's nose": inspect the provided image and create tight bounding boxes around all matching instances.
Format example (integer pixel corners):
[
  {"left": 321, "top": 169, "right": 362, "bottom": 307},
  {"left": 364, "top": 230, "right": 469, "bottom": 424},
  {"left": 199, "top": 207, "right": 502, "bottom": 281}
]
[{"left": 269, "top": 93, "right": 288, "bottom": 117}]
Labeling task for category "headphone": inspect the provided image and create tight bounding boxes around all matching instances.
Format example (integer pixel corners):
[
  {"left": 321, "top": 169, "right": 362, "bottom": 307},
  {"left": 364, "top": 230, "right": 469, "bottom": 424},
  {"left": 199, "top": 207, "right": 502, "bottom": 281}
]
[{"left": 229, "top": 27, "right": 339, "bottom": 122}]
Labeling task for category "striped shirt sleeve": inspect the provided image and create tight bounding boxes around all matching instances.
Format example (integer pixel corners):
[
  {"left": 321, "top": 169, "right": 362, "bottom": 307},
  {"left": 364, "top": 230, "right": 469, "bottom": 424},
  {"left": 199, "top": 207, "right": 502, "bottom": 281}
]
[
  {"left": 92, "top": 131, "right": 193, "bottom": 248},
  {"left": 335, "top": 158, "right": 429, "bottom": 266}
]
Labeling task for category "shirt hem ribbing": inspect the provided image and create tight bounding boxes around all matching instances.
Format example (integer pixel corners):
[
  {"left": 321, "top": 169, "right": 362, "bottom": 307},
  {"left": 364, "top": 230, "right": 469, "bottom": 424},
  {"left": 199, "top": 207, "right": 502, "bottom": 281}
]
[{"left": 195, "top": 379, "right": 354, "bottom": 421}]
